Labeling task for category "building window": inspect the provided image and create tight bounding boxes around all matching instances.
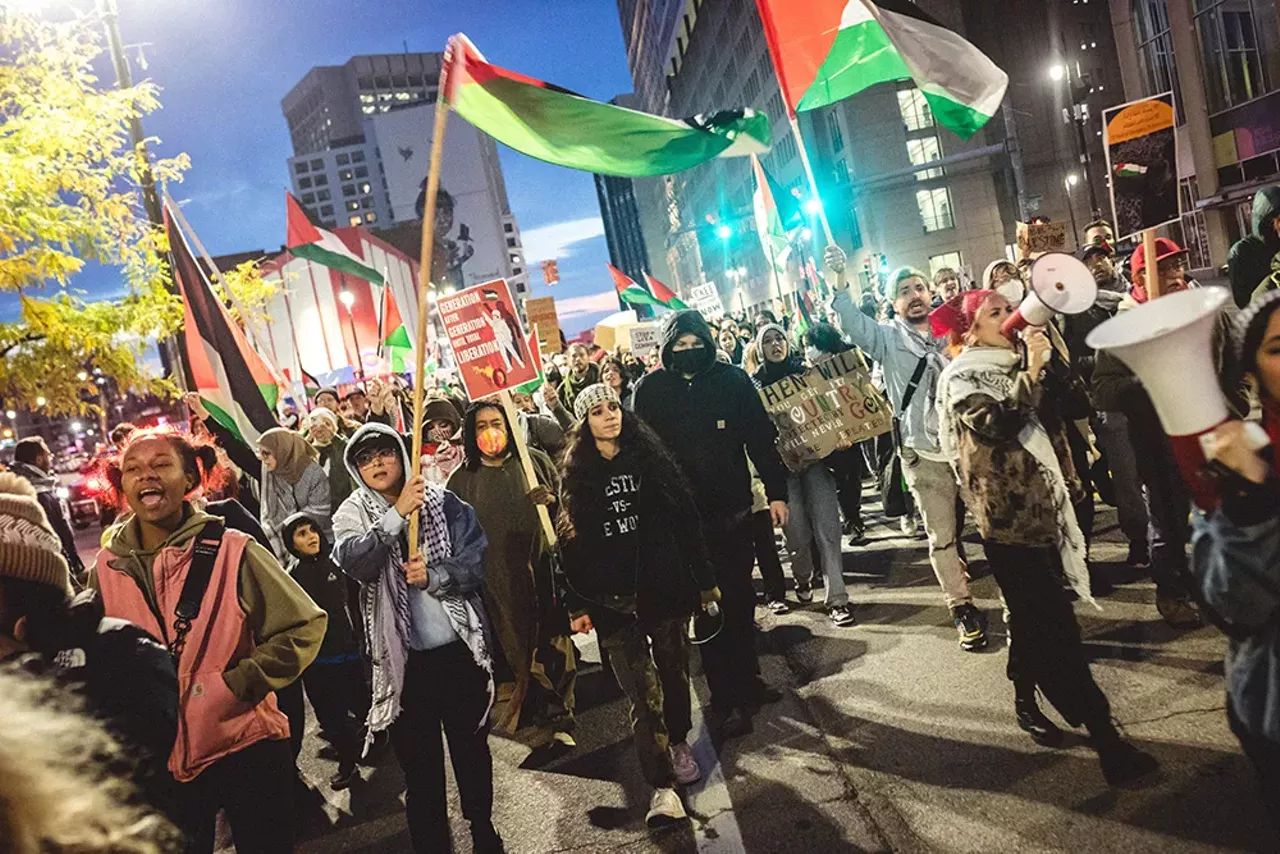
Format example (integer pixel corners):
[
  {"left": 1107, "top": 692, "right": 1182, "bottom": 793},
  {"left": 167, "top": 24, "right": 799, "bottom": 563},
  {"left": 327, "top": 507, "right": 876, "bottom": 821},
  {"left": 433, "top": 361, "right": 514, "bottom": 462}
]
[
  {"left": 310, "top": 158, "right": 324, "bottom": 170},
  {"left": 504, "top": 223, "right": 514, "bottom": 233},
  {"left": 316, "top": 189, "right": 331, "bottom": 202},
  {"left": 349, "top": 215, "right": 362, "bottom": 226},
  {"left": 346, "top": 200, "right": 360, "bottom": 212},
  {"left": 897, "top": 88, "right": 934, "bottom": 132},
  {"left": 1193, "top": 0, "right": 1278, "bottom": 113},
  {"left": 301, "top": 192, "right": 315, "bottom": 204},
  {"left": 342, "top": 184, "right": 356, "bottom": 197},
  {"left": 364, "top": 212, "right": 377, "bottom": 223},
  {"left": 354, "top": 165, "right": 369, "bottom": 178},
  {"left": 743, "top": 69, "right": 761, "bottom": 102},
  {"left": 298, "top": 176, "right": 312, "bottom": 189},
  {"left": 313, "top": 174, "right": 328, "bottom": 187},
  {"left": 834, "top": 158, "right": 849, "bottom": 183},
  {"left": 351, "top": 150, "right": 365, "bottom": 163},
  {"left": 1132, "top": 0, "right": 1183, "bottom": 115},
  {"left": 828, "top": 113, "right": 844, "bottom": 152},
  {"left": 359, "top": 182, "right": 372, "bottom": 194},
  {"left": 907, "top": 136, "right": 944, "bottom": 180},
  {"left": 320, "top": 205, "right": 333, "bottom": 217},
  {"left": 506, "top": 238, "right": 518, "bottom": 248},
  {"left": 339, "top": 169, "right": 353, "bottom": 181},
  {"left": 336, "top": 153, "right": 350, "bottom": 165},
  {"left": 294, "top": 162, "right": 309, "bottom": 174},
  {"left": 512, "top": 267, "right": 523, "bottom": 275},
  {"left": 928, "top": 251, "right": 963, "bottom": 278},
  {"left": 916, "top": 187, "right": 954, "bottom": 232},
  {"left": 360, "top": 197, "right": 374, "bottom": 209}
]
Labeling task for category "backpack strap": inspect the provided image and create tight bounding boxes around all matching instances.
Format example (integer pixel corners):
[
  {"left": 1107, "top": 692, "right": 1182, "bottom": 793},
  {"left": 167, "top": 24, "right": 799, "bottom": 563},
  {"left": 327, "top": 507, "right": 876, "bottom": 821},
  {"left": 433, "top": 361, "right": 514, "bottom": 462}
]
[{"left": 169, "top": 520, "right": 226, "bottom": 663}]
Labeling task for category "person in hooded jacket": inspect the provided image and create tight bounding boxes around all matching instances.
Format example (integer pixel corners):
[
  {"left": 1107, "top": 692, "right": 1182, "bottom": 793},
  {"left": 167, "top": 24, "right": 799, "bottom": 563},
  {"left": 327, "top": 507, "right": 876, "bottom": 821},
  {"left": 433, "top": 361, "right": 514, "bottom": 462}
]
[
  {"left": 420, "top": 396, "right": 466, "bottom": 486},
  {"left": 447, "top": 401, "right": 576, "bottom": 743},
  {"left": 1192, "top": 289, "right": 1280, "bottom": 830},
  {"left": 305, "top": 407, "right": 355, "bottom": 510},
  {"left": 331, "top": 423, "right": 502, "bottom": 854},
  {"left": 282, "top": 512, "right": 363, "bottom": 791},
  {"left": 92, "top": 428, "right": 327, "bottom": 854},
  {"left": 752, "top": 324, "right": 856, "bottom": 628},
  {"left": 633, "top": 310, "right": 789, "bottom": 738},
  {"left": 1228, "top": 185, "right": 1280, "bottom": 308},
  {"left": 558, "top": 383, "right": 720, "bottom": 828}
]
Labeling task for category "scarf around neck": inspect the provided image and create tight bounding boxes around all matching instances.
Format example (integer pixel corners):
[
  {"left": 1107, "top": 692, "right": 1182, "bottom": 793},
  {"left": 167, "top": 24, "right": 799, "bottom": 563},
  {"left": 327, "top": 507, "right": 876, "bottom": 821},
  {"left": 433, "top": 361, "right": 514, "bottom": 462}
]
[{"left": 936, "top": 346, "right": 1096, "bottom": 608}]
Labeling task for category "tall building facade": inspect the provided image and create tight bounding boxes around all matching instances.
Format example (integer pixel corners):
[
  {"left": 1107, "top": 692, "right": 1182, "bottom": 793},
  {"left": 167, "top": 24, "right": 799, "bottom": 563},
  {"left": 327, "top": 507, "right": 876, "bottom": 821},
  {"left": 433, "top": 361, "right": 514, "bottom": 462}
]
[
  {"left": 1110, "top": 0, "right": 1280, "bottom": 272},
  {"left": 595, "top": 171, "right": 651, "bottom": 283},
  {"left": 615, "top": 0, "right": 1129, "bottom": 310},
  {"left": 281, "top": 54, "right": 528, "bottom": 297}
]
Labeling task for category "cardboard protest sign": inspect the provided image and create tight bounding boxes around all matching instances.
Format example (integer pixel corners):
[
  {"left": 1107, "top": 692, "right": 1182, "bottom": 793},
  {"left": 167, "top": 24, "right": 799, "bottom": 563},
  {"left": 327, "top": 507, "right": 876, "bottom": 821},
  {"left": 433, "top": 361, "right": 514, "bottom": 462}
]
[
  {"left": 437, "top": 278, "right": 538, "bottom": 400},
  {"left": 1103, "top": 92, "right": 1180, "bottom": 240},
  {"left": 1017, "top": 220, "right": 1068, "bottom": 258},
  {"left": 524, "top": 296, "right": 562, "bottom": 354},
  {"left": 627, "top": 322, "right": 661, "bottom": 354},
  {"left": 687, "top": 282, "right": 725, "bottom": 320},
  {"left": 757, "top": 350, "right": 892, "bottom": 473}
]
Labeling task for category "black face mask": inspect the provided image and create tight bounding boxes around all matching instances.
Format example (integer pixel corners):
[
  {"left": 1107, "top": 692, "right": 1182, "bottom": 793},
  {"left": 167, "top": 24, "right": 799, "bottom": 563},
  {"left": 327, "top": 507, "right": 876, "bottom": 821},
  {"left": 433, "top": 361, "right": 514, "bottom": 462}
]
[{"left": 668, "top": 345, "right": 713, "bottom": 375}]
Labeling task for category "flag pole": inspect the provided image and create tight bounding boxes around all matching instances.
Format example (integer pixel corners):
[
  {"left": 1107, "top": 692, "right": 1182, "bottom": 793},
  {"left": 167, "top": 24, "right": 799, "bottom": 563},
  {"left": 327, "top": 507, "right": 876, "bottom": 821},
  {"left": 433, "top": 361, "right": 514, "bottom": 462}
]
[
  {"left": 408, "top": 39, "right": 453, "bottom": 557},
  {"left": 788, "top": 115, "right": 834, "bottom": 246}
]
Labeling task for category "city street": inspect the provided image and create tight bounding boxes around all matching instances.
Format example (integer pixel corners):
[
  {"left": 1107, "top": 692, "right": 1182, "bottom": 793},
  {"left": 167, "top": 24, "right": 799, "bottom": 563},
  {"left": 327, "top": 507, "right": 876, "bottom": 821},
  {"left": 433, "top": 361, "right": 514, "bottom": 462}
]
[{"left": 73, "top": 499, "right": 1273, "bottom": 854}]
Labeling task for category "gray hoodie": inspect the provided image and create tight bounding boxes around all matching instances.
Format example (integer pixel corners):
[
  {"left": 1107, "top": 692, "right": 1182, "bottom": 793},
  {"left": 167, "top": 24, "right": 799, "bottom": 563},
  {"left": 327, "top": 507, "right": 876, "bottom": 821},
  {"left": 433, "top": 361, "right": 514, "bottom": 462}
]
[{"left": 832, "top": 289, "right": 946, "bottom": 458}]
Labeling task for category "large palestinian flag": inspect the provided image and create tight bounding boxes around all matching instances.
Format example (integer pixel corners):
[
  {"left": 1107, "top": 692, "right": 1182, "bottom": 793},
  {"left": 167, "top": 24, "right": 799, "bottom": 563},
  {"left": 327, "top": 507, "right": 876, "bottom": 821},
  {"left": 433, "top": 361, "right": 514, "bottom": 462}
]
[
  {"left": 286, "top": 193, "right": 384, "bottom": 285},
  {"left": 609, "top": 264, "right": 662, "bottom": 308},
  {"left": 642, "top": 273, "right": 689, "bottom": 310},
  {"left": 167, "top": 204, "right": 279, "bottom": 444},
  {"left": 756, "top": 0, "right": 1008, "bottom": 138},
  {"left": 446, "top": 33, "right": 771, "bottom": 177}
]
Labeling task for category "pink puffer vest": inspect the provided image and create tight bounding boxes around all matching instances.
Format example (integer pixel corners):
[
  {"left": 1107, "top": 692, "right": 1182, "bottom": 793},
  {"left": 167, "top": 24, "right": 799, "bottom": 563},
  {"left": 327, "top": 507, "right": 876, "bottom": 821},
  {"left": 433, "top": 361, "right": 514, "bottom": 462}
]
[{"left": 96, "top": 527, "right": 290, "bottom": 782}]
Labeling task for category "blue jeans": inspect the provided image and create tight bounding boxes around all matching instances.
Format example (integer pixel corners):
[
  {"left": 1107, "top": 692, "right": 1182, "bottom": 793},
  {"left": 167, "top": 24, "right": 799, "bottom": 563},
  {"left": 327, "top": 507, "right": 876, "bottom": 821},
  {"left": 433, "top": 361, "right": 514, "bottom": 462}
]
[{"left": 783, "top": 463, "right": 849, "bottom": 608}]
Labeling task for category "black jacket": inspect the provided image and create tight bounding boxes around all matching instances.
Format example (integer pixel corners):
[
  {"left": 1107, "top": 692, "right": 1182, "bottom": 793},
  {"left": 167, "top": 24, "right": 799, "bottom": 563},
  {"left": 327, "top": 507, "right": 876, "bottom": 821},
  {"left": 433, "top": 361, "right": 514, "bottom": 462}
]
[
  {"left": 11, "top": 461, "right": 83, "bottom": 574},
  {"left": 282, "top": 512, "right": 357, "bottom": 660},
  {"left": 633, "top": 310, "right": 787, "bottom": 522}
]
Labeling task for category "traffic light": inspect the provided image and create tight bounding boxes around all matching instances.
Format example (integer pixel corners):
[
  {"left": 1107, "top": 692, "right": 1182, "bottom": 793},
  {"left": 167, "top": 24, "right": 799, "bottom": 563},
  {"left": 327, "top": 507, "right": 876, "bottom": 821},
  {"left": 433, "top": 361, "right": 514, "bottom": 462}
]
[{"left": 540, "top": 259, "right": 560, "bottom": 286}]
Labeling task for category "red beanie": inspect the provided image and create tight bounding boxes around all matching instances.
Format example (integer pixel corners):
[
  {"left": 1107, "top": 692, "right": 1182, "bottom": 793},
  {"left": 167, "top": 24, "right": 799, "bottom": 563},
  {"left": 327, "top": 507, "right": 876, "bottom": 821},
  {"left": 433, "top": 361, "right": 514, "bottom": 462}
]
[{"left": 929, "top": 289, "right": 997, "bottom": 339}]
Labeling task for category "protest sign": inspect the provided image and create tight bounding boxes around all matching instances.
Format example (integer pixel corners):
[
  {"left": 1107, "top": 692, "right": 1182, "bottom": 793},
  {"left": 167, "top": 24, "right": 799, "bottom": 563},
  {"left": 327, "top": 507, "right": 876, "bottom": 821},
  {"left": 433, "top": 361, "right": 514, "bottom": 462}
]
[
  {"left": 437, "top": 278, "right": 538, "bottom": 400},
  {"left": 1017, "top": 220, "right": 1068, "bottom": 258},
  {"left": 524, "top": 296, "right": 562, "bottom": 354},
  {"left": 1103, "top": 92, "right": 1180, "bottom": 240},
  {"left": 688, "top": 282, "right": 725, "bottom": 320},
  {"left": 757, "top": 350, "right": 892, "bottom": 472},
  {"left": 627, "top": 322, "right": 661, "bottom": 354}
]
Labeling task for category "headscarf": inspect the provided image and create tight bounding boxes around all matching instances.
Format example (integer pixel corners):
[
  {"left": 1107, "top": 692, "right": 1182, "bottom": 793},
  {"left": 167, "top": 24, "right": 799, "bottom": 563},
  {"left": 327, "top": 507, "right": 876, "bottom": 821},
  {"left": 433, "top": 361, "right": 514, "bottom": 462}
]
[
  {"left": 983, "top": 260, "right": 1025, "bottom": 304},
  {"left": 257, "top": 427, "right": 320, "bottom": 485},
  {"left": 573, "top": 382, "right": 621, "bottom": 421},
  {"left": 754, "top": 322, "right": 805, "bottom": 385}
]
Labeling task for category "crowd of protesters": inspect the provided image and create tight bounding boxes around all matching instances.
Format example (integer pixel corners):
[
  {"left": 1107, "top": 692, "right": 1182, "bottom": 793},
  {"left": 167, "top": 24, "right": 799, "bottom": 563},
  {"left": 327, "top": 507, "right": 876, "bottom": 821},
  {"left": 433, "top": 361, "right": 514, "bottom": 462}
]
[{"left": 3, "top": 189, "right": 1280, "bottom": 851}]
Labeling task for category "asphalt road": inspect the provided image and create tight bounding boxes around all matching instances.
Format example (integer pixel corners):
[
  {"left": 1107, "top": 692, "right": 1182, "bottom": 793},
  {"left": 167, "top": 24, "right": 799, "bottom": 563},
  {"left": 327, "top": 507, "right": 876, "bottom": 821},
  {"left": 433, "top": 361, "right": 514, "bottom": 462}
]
[{"left": 74, "top": 500, "right": 1278, "bottom": 853}]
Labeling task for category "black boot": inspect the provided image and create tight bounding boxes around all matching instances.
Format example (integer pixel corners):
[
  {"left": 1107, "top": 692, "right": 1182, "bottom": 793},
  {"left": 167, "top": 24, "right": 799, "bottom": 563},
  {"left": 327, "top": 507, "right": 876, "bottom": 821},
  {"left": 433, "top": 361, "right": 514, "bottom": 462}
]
[
  {"left": 1015, "top": 681, "right": 1064, "bottom": 747},
  {"left": 1088, "top": 720, "right": 1159, "bottom": 786},
  {"left": 471, "top": 820, "right": 506, "bottom": 854}
]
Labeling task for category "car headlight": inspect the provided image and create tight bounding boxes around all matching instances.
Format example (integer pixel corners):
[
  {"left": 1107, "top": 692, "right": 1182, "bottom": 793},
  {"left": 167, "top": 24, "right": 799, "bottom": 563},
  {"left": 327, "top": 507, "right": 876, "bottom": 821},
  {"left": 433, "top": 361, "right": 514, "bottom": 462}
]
[{"left": 55, "top": 486, "right": 70, "bottom": 500}]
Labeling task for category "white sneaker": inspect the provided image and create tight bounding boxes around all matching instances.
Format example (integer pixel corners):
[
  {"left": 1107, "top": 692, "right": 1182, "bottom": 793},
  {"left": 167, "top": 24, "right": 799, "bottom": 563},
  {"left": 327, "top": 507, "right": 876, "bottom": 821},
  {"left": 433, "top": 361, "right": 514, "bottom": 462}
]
[
  {"left": 645, "top": 787, "right": 687, "bottom": 828},
  {"left": 899, "top": 515, "right": 918, "bottom": 537},
  {"left": 669, "top": 742, "right": 701, "bottom": 785}
]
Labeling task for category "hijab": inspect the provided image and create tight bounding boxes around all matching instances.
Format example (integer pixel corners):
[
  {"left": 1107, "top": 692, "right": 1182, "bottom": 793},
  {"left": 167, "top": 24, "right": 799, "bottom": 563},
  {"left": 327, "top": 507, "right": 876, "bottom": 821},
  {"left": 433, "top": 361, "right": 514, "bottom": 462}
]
[{"left": 258, "top": 427, "right": 320, "bottom": 485}]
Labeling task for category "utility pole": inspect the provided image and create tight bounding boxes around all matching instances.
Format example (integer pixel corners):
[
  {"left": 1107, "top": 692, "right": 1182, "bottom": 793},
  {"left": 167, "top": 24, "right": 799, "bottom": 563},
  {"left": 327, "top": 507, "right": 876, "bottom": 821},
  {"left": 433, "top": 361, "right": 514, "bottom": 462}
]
[{"left": 97, "top": 0, "right": 162, "bottom": 228}]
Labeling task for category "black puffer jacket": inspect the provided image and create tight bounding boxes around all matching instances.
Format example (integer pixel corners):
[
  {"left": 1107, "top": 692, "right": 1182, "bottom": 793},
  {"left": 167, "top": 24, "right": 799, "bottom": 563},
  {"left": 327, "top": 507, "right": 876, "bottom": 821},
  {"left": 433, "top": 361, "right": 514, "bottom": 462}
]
[{"left": 632, "top": 310, "right": 787, "bottom": 522}]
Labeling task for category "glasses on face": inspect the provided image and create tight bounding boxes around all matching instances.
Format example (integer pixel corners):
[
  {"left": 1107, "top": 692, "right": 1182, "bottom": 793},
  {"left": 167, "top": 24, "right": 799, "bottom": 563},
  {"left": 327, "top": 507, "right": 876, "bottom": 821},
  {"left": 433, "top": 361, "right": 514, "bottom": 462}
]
[{"left": 354, "top": 447, "right": 397, "bottom": 469}]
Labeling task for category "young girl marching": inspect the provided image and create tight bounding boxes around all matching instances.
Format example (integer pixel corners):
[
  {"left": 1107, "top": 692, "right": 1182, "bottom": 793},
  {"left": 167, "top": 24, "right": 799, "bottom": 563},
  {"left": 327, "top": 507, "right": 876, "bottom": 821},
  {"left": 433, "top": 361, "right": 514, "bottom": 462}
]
[{"left": 931, "top": 289, "right": 1157, "bottom": 786}]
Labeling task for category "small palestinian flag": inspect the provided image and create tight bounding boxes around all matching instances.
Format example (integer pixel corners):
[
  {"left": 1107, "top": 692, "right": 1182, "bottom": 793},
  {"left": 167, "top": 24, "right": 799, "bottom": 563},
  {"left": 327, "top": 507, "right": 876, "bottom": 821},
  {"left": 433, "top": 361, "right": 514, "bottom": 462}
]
[
  {"left": 167, "top": 203, "right": 279, "bottom": 444},
  {"left": 757, "top": 0, "right": 1008, "bottom": 138},
  {"left": 446, "top": 33, "right": 771, "bottom": 177},
  {"left": 515, "top": 330, "right": 546, "bottom": 395},
  {"left": 375, "top": 277, "right": 413, "bottom": 374},
  {"left": 286, "top": 193, "right": 384, "bottom": 285},
  {"left": 642, "top": 272, "right": 690, "bottom": 310},
  {"left": 609, "top": 264, "right": 662, "bottom": 307},
  {"left": 1114, "top": 163, "right": 1148, "bottom": 177},
  {"left": 753, "top": 154, "right": 793, "bottom": 276}
]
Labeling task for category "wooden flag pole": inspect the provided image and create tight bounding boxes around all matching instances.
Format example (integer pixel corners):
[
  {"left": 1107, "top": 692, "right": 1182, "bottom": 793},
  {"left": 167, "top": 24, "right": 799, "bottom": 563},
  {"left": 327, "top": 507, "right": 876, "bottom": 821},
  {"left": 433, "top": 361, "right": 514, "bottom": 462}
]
[
  {"left": 1141, "top": 228, "right": 1161, "bottom": 300},
  {"left": 407, "top": 44, "right": 453, "bottom": 557},
  {"left": 498, "top": 389, "right": 558, "bottom": 547}
]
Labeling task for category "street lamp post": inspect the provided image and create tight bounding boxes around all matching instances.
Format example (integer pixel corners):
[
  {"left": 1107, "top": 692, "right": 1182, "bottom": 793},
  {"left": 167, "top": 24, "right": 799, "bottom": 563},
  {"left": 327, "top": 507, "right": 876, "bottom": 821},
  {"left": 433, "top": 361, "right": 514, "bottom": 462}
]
[
  {"left": 96, "top": 0, "right": 162, "bottom": 227},
  {"left": 1063, "top": 173, "right": 1081, "bottom": 247},
  {"left": 338, "top": 288, "right": 366, "bottom": 384},
  {"left": 1050, "top": 59, "right": 1102, "bottom": 219}
]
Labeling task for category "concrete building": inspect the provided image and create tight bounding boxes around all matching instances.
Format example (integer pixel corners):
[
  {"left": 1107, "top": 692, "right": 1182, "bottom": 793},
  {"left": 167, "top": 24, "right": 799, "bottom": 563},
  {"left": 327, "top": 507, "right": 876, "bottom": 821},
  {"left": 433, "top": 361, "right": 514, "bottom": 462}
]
[
  {"left": 1110, "top": 0, "right": 1280, "bottom": 273},
  {"left": 281, "top": 54, "right": 529, "bottom": 298},
  {"left": 614, "top": 0, "right": 1129, "bottom": 310}
]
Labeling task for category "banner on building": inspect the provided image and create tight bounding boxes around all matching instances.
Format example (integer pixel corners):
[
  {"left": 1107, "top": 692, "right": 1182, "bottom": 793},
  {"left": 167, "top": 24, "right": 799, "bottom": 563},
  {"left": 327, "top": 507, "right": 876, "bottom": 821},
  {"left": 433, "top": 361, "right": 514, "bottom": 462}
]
[
  {"left": 757, "top": 351, "right": 892, "bottom": 473},
  {"left": 1102, "top": 92, "right": 1181, "bottom": 240},
  {"left": 437, "top": 278, "right": 537, "bottom": 400},
  {"left": 524, "top": 296, "right": 562, "bottom": 354},
  {"left": 687, "top": 282, "right": 725, "bottom": 320}
]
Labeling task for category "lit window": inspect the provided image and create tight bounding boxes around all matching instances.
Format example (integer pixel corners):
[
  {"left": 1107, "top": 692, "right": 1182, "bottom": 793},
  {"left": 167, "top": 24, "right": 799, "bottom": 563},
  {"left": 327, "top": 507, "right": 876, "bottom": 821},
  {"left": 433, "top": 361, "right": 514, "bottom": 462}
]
[
  {"left": 907, "top": 137, "right": 944, "bottom": 180},
  {"left": 362, "top": 106, "right": 376, "bottom": 114},
  {"left": 339, "top": 169, "right": 353, "bottom": 181},
  {"left": 359, "top": 182, "right": 372, "bottom": 194},
  {"left": 916, "top": 187, "right": 954, "bottom": 232},
  {"left": 349, "top": 215, "right": 363, "bottom": 226},
  {"left": 897, "top": 88, "right": 934, "bottom": 131},
  {"left": 346, "top": 200, "right": 359, "bottom": 212},
  {"left": 364, "top": 212, "right": 377, "bottom": 223},
  {"left": 928, "top": 251, "right": 963, "bottom": 278}
]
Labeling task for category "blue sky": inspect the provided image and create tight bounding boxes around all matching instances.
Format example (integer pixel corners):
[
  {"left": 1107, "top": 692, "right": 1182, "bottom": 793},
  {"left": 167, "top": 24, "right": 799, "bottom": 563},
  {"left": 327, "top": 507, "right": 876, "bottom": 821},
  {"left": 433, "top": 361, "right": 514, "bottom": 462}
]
[{"left": 3, "top": 0, "right": 635, "bottom": 334}]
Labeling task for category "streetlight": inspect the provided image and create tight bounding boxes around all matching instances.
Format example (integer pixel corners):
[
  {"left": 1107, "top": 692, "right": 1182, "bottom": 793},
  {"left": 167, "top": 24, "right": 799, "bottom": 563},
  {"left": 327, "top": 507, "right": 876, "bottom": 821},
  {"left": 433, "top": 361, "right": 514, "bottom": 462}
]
[
  {"left": 801, "top": 227, "right": 813, "bottom": 241},
  {"left": 715, "top": 224, "right": 733, "bottom": 241},
  {"left": 77, "top": 370, "right": 89, "bottom": 382},
  {"left": 4, "top": 410, "right": 14, "bottom": 420},
  {"left": 1049, "top": 64, "right": 1066, "bottom": 82},
  {"left": 35, "top": 396, "right": 46, "bottom": 407},
  {"left": 338, "top": 288, "right": 365, "bottom": 383},
  {"left": 1051, "top": 52, "right": 1102, "bottom": 218},
  {"left": 803, "top": 197, "right": 823, "bottom": 216},
  {"left": 71, "top": 421, "right": 83, "bottom": 433},
  {"left": 1063, "top": 173, "right": 1081, "bottom": 246}
]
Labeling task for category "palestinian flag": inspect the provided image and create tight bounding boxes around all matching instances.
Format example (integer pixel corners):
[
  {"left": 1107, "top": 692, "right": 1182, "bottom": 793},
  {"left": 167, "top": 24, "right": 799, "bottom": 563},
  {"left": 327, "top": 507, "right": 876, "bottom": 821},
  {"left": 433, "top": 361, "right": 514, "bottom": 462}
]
[
  {"left": 375, "top": 278, "right": 413, "bottom": 374},
  {"left": 515, "top": 330, "right": 546, "bottom": 395},
  {"left": 446, "top": 33, "right": 771, "bottom": 177},
  {"left": 1114, "top": 162, "right": 1148, "bottom": 177},
  {"left": 167, "top": 204, "right": 279, "bottom": 444},
  {"left": 642, "top": 272, "right": 689, "bottom": 310},
  {"left": 756, "top": 0, "right": 1009, "bottom": 138},
  {"left": 286, "top": 193, "right": 384, "bottom": 285},
  {"left": 752, "top": 155, "right": 793, "bottom": 275},
  {"left": 609, "top": 264, "right": 662, "bottom": 308}
]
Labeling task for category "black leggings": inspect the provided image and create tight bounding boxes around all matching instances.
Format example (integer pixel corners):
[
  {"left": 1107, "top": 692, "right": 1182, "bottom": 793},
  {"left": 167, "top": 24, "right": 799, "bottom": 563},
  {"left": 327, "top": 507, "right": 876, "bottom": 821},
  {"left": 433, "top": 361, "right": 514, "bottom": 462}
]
[{"left": 752, "top": 509, "right": 787, "bottom": 601}]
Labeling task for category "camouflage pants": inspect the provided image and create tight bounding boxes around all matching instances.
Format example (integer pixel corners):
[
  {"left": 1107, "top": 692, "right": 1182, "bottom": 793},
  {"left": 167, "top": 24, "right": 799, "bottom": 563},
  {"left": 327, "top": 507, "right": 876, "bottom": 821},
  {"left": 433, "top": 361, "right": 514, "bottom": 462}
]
[{"left": 600, "top": 617, "right": 691, "bottom": 788}]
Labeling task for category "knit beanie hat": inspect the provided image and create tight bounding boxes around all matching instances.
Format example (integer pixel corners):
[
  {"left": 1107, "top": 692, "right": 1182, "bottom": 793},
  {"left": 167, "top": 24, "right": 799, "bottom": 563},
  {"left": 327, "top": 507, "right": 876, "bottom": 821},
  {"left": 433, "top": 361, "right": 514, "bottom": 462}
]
[
  {"left": 1234, "top": 288, "right": 1280, "bottom": 376},
  {"left": 573, "top": 382, "right": 621, "bottom": 421},
  {"left": 929, "top": 289, "right": 998, "bottom": 339},
  {"left": 0, "top": 472, "right": 72, "bottom": 596}
]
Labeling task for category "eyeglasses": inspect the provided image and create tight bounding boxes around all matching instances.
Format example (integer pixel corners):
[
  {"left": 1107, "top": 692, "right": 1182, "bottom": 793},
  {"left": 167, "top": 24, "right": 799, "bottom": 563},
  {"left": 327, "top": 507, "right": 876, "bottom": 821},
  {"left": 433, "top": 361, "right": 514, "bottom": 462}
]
[{"left": 354, "top": 447, "right": 397, "bottom": 468}]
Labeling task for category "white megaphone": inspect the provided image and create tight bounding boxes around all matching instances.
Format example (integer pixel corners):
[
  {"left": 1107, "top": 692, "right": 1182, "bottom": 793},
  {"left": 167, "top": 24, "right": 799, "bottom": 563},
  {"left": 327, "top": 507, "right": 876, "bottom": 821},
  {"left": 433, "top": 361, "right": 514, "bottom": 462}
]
[
  {"left": 1085, "top": 287, "right": 1267, "bottom": 510},
  {"left": 1001, "top": 252, "right": 1098, "bottom": 339}
]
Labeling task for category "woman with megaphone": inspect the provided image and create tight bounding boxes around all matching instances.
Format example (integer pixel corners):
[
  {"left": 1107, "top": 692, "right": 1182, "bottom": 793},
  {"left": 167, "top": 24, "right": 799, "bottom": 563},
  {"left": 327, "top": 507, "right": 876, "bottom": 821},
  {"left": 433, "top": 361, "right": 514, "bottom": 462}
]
[
  {"left": 932, "top": 289, "right": 1159, "bottom": 787},
  {"left": 1190, "top": 291, "right": 1280, "bottom": 828}
]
